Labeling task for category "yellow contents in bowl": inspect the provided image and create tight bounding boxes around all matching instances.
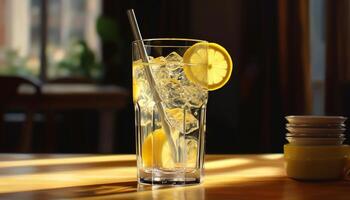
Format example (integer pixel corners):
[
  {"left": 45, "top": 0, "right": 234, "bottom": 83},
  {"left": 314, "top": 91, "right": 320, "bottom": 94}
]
[{"left": 284, "top": 144, "right": 350, "bottom": 180}]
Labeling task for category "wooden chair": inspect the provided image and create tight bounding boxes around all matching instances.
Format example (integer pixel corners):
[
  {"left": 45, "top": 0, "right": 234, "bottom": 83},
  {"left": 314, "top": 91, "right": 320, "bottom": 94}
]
[
  {"left": 47, "top": 76, "right": 95, "bottom": 84},
  {"left": 41, "top": 76, "right": 96, "bottom": 152},
  {"left": 0, "top": 75, "right": 41, "bottom": 152}
]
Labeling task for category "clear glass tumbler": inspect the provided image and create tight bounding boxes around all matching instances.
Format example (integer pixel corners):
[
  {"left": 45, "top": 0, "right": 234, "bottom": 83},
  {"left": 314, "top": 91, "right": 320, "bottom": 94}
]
[{"left": 132, "top": 38, "right": 208, "bottom": 185}]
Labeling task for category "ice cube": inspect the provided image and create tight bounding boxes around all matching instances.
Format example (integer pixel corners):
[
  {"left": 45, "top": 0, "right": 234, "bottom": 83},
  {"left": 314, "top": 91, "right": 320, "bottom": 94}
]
[
  {"left": 183, "top": 85, "right": 208, "bottom": 107},
  {"left": 165, "top": 52, "right": 183, "bottom": 63},
  {"left": 150, "top": 56, "right": 166, "bottom": 65},
  {"left": 165, "top": 52, "right": 183, "bottom": 71},
  {"left": 169, "top": 67, "right": 184, "bottom": 81},
  {"left": 160, "top": 135, "right": 198, "bottom": 169},
  {"left": 157, "top": 79, "right": 186, "bottom": 108},
  {"left": 133, "top": 60, "right": 145, "bottom": 80},
  {"left": 135, "top": 78, "right": 156, "bottom": 107},
  {"left": 161, "top": 141, "right": 174, "bottom": 169},
  {"left": 183, "top": 137, "right": 198, "bottom": 168},
  {"left": 152, "top": 65, "right": 170, "bottom": 81},
  {"left": 149, "top": 56, "right": 168, "bottom": 80},
  {"left": 166, "top": 108, "right": 199, "bottom": 134}
]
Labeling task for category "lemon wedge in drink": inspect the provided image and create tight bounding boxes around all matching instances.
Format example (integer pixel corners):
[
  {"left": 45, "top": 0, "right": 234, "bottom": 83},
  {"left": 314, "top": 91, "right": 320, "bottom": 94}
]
[
  {"left": 142, "top": 128, "right": 179, "bottom": 168},
  {"left": 142, "top": 129, "right": 167, "bottom": 167},
  {"left": 132, "top": 80, "right": 139, "bottom": 102},
  {"left": 132, "top": 59, "right": 143, "bottom": 102},
  {"left": 183, "top": 42, "right": 233, "bottom": 91},
  {"left": 142, "top": 127, "right": 198, "bottom": 169}
]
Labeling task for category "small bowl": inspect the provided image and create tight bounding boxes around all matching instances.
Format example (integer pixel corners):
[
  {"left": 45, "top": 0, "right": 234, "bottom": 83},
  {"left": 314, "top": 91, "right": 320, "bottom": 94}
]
[
  {"left": 286, "top": 127, "right": 346, "bottom": 135},
  {"left": 285, "top": 116, "right": 347, "bottom": 125},
  {"left": 284, "top": 144, "right": 349, "bottom": 180},
  {"left": 286, "top": 133, "right": 345, "bottom": 138},
  {"left": 286, "top": 137, "right": 346, "bottom": 146},
  {"left": 286, "top": 123, "right": 345, "bottom": 128}
]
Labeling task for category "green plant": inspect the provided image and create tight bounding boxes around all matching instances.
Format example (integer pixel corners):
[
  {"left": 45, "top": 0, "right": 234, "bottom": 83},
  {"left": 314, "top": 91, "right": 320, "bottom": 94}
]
[
  {"left": 56, "top": 40, "right": 102, "bottom": 79},
  {"left": 96, "top": 15, "right": 125, "bottom": 79},
  {"left": 0, "top": 49, "right": 38, "bottom": 77},
  {"left": 55, "top": 16, "right": 123, "bottom": 80},
  {"left": 96, "top": 16, "right": 121, "bottom": 44}
]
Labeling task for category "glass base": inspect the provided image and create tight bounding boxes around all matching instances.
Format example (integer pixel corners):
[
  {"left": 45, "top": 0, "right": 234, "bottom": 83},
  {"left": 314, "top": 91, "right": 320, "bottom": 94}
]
[
  {"left": 138, "top": 168, "right": 202, "bottom": 186},
  {"left": 139, "top": 177, "right": 201, "bottom": 185}
]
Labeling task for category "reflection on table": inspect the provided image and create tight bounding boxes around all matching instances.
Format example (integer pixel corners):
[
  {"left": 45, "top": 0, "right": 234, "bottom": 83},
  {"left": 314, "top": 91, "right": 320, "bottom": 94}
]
[{"left": 0, "top": 154, "right": 349, "bottom": 199}]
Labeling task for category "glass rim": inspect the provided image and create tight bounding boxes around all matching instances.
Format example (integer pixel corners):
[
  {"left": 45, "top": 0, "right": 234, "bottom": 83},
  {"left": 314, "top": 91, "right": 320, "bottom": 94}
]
[{"left": 132, "top": 38, "right": 207, "bottom": 48}]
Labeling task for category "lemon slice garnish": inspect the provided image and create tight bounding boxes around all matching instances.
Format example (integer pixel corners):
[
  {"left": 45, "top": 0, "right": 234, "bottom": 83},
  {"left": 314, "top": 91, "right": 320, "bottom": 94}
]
[{"left": 183, "top": 42, "right": 233, "bottom": 91}]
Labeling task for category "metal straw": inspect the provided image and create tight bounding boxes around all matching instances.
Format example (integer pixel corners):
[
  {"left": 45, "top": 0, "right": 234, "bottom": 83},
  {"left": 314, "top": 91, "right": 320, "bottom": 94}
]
[{"left": 127, "top": 9, "right": 177, "bottom": 161}]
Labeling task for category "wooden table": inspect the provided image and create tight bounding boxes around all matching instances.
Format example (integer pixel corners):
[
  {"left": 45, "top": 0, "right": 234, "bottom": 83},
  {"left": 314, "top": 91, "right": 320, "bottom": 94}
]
[{"left": 0, "top": 154, "right": 349, "bottom": 200}]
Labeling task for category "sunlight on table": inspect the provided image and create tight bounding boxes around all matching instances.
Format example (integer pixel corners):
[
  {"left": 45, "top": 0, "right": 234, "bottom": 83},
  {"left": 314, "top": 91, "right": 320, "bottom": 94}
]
[{"left": 0, "top": 154, "right": 285, "bottom": 198}]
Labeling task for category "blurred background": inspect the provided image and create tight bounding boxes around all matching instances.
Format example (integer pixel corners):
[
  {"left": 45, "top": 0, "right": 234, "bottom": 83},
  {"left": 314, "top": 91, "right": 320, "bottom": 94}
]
[{"left": 0, "top": 0, "right": 349, "bottom": 154}]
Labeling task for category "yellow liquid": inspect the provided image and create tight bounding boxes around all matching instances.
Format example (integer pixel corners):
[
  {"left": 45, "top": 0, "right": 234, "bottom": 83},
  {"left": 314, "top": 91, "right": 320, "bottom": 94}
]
[
  {"left": 133, "top": 55, "right": 208, "bottom": 184},
  {"left": 284, "top": 144, "right": 349, "bottom": 180}
]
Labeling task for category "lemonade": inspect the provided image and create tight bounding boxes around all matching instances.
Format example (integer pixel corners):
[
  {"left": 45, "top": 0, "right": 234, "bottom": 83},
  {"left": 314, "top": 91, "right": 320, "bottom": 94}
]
[
  {"left": 134, "top": 51, "right": 208, "bottom": 184},
  {"left": 133, "top": 39, "right": 232, "bottom": 185}
]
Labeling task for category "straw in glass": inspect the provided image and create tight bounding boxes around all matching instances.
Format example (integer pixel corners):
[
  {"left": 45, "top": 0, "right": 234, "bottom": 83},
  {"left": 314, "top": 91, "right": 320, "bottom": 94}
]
[{"left": 127, "top": 9, "right": 177, "bottom": 162}]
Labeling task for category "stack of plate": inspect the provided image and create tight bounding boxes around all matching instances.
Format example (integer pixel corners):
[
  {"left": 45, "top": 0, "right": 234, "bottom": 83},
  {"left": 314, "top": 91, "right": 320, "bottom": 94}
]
[{"left": 285, "top": 116, "right": 347, "bottom": 145}]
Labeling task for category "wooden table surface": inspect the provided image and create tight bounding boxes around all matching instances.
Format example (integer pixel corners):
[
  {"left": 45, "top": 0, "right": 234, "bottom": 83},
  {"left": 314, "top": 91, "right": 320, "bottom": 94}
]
[{"left": 0, "top": 154, "right": 349, "bottom": 200}]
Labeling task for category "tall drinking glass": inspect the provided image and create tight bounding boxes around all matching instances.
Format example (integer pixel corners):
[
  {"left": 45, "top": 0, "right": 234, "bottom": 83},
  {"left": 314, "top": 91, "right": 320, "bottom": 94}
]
[{"left": 133, "top": 38, "right": 208, "bottom": 185}]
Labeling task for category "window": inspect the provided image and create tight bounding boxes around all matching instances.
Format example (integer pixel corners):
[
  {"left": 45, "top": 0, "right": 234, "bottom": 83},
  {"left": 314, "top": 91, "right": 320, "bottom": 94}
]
[
  {"left": 47, "top": 0, "right": 101, "bottom": 79},
  {"left": 0, "top": 0, "right": 40, "bottom": 77},
  {"left": 310, "top": 0, "right": 326, "bottom": 114},
  {"left": 0, "top": 0, "right": 101, "bottom": 80}
]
